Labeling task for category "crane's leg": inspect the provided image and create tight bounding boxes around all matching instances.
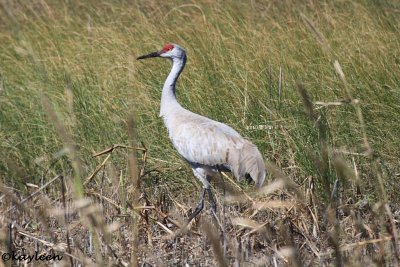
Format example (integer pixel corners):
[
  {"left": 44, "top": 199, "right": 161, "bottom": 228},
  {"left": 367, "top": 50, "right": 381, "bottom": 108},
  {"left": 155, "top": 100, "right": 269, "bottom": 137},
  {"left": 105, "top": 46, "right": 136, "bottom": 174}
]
[
  {"left": 190, "top": 168, "right": 218, "bottom": 224},
  {"left": 188, "top": 188, "right": 206, "bottom": 222}
]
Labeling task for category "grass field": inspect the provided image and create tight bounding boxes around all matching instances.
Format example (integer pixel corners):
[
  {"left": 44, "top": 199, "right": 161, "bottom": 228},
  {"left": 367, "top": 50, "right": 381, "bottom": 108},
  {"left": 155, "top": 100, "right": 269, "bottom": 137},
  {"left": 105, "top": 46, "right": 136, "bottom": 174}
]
[{"left": 1, "top": 0, "right": 400, "bottom": 266}]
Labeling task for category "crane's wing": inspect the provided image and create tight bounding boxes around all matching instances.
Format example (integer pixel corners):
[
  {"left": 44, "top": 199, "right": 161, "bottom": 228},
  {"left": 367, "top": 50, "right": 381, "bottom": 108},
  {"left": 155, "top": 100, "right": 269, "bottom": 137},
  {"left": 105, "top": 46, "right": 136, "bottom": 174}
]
[{"left": 169, "top": 115, "right": 265, "bottom": 187}]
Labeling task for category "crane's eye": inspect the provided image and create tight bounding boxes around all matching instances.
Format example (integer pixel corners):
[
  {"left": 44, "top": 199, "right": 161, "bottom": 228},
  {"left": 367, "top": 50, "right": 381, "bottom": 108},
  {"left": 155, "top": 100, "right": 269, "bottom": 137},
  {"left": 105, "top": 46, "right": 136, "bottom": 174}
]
[{"left": 162, "top": 44, "right": 174, "bottom": 52}]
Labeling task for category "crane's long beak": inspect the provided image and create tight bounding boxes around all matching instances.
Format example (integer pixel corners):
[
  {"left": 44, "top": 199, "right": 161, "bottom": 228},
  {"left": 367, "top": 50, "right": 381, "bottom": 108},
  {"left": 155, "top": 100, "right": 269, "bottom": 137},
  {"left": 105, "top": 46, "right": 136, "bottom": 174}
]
[{"left": 136, "top": 51, "right": 161, "bottom": 60}]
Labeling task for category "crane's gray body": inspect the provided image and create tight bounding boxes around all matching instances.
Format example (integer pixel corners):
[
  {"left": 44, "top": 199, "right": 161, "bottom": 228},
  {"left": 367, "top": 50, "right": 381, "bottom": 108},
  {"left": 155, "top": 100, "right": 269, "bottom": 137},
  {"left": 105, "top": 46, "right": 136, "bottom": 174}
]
[{"left": 156, "top": 44, "right": 266, "bottom": 189}]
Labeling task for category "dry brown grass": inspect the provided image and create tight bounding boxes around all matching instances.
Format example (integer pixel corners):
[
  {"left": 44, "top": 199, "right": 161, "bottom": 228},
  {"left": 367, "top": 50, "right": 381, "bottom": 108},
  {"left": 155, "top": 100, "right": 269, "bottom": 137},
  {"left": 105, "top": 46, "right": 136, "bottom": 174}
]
[{"left": 1, "top": 134, "right": 399, "bottom": 266}]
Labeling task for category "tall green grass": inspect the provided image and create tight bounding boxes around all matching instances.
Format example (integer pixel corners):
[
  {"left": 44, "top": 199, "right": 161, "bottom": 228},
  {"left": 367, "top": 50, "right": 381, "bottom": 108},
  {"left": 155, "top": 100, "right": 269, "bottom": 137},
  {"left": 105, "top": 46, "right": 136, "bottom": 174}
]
[{"left": 0, "top": 0, "right": 399, "bottom": 201}]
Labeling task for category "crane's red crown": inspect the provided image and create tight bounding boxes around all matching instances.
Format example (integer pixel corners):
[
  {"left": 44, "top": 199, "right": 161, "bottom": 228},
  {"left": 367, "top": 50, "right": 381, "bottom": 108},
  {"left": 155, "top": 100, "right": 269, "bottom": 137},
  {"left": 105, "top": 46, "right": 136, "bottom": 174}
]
[{"left": 162, "top": 43, "right": 174, "bottom": 52}]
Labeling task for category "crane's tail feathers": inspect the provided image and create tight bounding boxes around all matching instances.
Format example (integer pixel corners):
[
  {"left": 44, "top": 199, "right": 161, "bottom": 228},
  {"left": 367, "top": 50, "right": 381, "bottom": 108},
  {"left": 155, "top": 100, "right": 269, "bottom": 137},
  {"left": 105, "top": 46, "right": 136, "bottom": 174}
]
[{"left": 231, "top": 142, "right": 266, "bottom": 187}]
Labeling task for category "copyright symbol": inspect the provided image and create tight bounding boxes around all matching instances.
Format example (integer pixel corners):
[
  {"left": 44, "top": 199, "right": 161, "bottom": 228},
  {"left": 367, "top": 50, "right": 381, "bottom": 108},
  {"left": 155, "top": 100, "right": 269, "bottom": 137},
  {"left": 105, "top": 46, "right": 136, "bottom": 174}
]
[{"left": 2, "top": 253, "right": 11, "bottom": 261}]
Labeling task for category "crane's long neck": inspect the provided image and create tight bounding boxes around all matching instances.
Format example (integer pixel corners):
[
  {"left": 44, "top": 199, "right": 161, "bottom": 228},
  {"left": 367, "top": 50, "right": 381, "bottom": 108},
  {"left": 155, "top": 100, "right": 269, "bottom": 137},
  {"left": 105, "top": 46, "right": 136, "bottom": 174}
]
[{"left": 160, "top": 55, "right": 186, "bottom": 117}]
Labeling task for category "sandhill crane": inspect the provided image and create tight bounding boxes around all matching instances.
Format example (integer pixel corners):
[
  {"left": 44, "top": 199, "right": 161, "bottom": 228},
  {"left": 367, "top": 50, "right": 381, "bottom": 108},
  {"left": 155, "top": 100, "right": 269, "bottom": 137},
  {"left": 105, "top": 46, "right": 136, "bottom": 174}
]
[{"left": 137, "top": 43, "right": 266, "bottom": 222}]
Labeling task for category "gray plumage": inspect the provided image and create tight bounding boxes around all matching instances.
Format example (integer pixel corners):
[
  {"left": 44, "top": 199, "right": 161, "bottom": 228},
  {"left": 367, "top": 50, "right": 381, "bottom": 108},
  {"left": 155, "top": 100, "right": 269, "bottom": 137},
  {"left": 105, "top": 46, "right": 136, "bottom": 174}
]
[{"left": 137, "top": 43, "right": 266, "bottom": 221}]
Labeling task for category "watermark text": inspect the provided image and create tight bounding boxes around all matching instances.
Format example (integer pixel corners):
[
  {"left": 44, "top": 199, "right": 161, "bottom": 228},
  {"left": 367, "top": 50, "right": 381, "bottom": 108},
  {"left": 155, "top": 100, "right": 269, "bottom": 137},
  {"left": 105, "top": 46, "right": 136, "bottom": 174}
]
[{"left": 2, "top": 251, "right": 63, "bottom": 263}]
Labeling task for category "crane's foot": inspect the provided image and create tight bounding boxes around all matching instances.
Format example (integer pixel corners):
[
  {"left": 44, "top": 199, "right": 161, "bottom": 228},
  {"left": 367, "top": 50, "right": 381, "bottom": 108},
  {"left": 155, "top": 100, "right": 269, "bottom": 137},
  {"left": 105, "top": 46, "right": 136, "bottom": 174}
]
[
  {"left": 188, "top": 188, "right": 206, "bottom": 223},
  {"left": 207, "top": 188, "right": 218, "bottom": 225}
]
